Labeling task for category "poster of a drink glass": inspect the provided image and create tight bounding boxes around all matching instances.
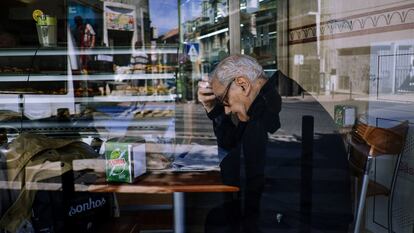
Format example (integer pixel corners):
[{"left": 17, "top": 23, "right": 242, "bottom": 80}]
[
  {"left": 103, "top": 2, "right": 138, "bottom": 48},
  {"left": 105, "top": 8, "right": 135, "bottom": 31}
]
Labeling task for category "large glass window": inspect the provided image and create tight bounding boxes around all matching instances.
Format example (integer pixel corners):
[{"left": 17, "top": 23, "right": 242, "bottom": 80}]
[
  {"left": 0, "top": 1, "right": 413, "bottom": 233},
  {"left": 240, "top": 0, "right": 278, "bottom": 75},
  {"left": 285, "top": 1, "right": 414, "bottom": 232}
]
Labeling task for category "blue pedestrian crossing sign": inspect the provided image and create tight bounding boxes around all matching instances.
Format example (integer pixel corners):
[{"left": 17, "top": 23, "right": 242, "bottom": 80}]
[{"left": 185, "top": 43, "right": 199, "bottom": 62}]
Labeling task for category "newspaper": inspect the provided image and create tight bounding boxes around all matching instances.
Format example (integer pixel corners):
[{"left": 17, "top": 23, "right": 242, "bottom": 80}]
[{"left": 171, "top": 144, "right": 220, "bottom": 171}]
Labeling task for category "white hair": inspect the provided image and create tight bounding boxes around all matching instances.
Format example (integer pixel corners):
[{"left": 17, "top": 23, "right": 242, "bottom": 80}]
[{"left": 211, "top": 54, "right": 266, "bottom": 85}]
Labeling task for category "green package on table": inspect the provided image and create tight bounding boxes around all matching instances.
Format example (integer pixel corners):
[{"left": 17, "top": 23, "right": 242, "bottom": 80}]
[
  {"left": 334, "top": 105, "right": 356, "bottom": 127},
  {"left": 105, "top": 137, "right": 146, "bottom": 183},
  {"left": 334, "top": 105, "right": 345, "bottom": 127}
]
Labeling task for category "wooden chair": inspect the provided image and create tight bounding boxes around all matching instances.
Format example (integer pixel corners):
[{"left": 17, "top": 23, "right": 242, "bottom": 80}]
[
  {"left": 388, "top": 126, "right": 413, "bottom": 233},
  {"left": 348, "top": 119, "right": 409, "bottom": 233}
]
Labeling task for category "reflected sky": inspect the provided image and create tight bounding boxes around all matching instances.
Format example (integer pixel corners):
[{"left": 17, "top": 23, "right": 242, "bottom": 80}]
[
  {"left": 149, "top": 0, "right": 179, "bottom": 36},
  {"left": 180, "top": 0, "right": 203, "bottom": 22}
]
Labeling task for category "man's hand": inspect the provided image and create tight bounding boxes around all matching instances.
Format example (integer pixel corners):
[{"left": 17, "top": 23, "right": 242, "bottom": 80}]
[{"left": 198, "top": 80, "right": 216, "bottom": 113}]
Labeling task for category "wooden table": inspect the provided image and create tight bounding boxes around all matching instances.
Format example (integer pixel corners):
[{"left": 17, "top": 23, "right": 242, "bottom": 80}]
[
  {"left": 74, "top": 170, "right": 239, "bottom": 233},
  {"left": 85, "top": 171, "right": 239, "bottom": 193},
  {"left": 2, "top": 163, "right": 239, "bottom": 233}
]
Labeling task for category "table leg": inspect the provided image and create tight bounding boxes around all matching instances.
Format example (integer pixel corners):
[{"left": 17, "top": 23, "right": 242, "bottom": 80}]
[
  {"left": 354, "top": 156, "right": 372, "bottom": 233},
  {"left": 174, "top": 192, "right": 185, "bottom": 233}
]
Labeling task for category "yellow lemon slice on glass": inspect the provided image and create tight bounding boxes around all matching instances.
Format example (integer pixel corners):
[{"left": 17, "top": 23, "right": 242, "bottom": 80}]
[
  {"left": 32, "top": 9, "right": 44, "bottom": 22},
  {"left": 119, "top": 15, "right": 129, "bottom": 25}
]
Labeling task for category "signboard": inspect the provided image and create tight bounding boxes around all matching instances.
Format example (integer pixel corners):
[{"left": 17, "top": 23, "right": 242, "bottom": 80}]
[
  {"left": 334, "top": 105, "right": 356, "bottom": 127},
  {"left": 185, "top": 43, "right": 199, "bottom": 62},
  {"left": 103, "top": 2, "right": 138, "bottom": 47},
  {"left": 104, "top": 4, "right": 135, "bottom": 31},
  {"left": 294, "top": 54, "right": 304, "bottom": 65}
]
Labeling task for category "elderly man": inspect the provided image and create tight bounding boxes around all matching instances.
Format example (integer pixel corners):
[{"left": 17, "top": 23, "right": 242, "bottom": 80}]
[
  {"left": 198, "top": 55, "right": 281, "bottom": 232},
  {"left": 198, "top": 54, "right": 352, "bottom": 233}
]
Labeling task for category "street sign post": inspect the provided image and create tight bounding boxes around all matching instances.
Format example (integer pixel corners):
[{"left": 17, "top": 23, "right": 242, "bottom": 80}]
[{"left": 185, "top": 43, "right": 199, "bottom": 62}]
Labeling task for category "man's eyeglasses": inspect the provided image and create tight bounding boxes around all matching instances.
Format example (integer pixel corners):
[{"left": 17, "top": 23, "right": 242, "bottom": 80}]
[{"left": 216, "top": 78, "right": 235, "bottom": 106}]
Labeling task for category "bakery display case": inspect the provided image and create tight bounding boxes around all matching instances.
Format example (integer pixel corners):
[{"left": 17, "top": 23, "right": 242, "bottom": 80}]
[
  {"left": 0, "top": 44, "right": 220, "bottom": 233},
  {"left": 0, "top": 46, "right": 178, "bottom": 143},
  {"left": 0, "top": 48, "right": 68, "bottom": 95}
]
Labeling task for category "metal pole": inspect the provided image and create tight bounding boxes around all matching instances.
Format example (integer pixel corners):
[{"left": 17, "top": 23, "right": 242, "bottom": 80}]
[
  {"left": 62, "top": 162, "right": 75, "bottom": 233},
  {"left": 174, "top": 192, "right": 185, "bottom": 233},
  {"left": 354, "top": 157, "right": 373, "bottom": 233},
  {"left": 192, "top": 71, "right": 196, "bottom": 101},
  {"left": 301, "top": 115, "right": 314, "bottom": 233},
  {"left": 229, "top": 0, "right": 241, "bottom": 55}
]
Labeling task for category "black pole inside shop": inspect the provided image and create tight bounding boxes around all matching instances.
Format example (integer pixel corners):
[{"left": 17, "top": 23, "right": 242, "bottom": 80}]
[{"left": 300, "top": 115, "right": 314, "bottom": 232}]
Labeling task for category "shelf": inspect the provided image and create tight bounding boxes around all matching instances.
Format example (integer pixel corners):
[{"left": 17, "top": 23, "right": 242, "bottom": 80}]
[
  {"left": 0, "top": 73, "right": 176, "bottom": 82},
  {"left": 0, "top": 47, "right": 179, "bottom": 57},
  {"left": 79, "top": 95, "right": 176, "bottom": 103},
  {"left": 1, "top": 118, "right": 174, "bottom": 135},
  {"left": 0, "top": 95, "right": 176, "bottom": 104}
]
